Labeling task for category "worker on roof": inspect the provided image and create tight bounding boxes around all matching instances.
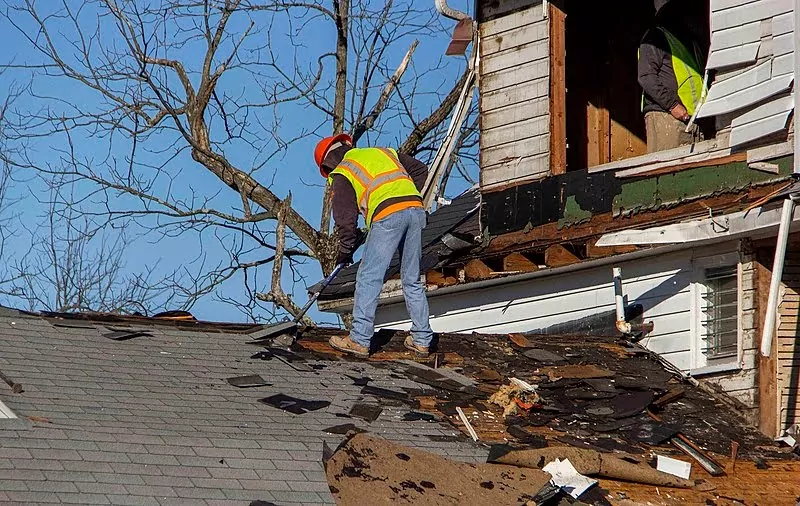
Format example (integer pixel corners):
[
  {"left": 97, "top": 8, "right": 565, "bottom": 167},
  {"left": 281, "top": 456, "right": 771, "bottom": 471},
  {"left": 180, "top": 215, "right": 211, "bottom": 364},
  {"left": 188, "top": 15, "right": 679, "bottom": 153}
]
[
  {"left": 638, "top": 0, "right": 709, "bottom": 153},
  {"left": 315, "top": 133, "right": 433, "bottom": 358}
]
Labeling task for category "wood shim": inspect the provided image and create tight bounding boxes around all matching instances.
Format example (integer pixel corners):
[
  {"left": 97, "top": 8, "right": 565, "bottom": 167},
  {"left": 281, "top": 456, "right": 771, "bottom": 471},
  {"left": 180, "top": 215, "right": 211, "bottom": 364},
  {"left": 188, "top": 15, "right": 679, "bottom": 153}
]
[
  {"left": 464, "top": 259, "right": 494, "bottom": 281},
  {"left": 544, "top": 244, "right": 580, "bottom": 267},
  {"left": 503, "top": 252, "right": 539, "bottom": 272}
]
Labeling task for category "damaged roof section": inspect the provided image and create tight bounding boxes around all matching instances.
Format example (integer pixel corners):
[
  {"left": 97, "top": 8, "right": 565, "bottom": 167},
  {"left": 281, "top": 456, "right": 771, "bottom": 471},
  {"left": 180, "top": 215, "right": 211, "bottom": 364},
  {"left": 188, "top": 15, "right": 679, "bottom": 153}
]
[{"left": 319, "top": 188, "right": 481, "bottom": 300}]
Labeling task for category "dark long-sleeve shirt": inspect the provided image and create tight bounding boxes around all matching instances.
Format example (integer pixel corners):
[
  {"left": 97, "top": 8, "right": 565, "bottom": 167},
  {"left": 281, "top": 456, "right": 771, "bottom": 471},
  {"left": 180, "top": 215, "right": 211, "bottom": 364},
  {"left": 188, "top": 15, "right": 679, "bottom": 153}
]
[
  {"left": 331, "top": 152, "right": 427, "bottom": 264},
  {"left": 638, "top": 28, "right": 681, "bottom": 115},
  {"left": 638, "top": 22, "right": 707, "bottom": 115}
]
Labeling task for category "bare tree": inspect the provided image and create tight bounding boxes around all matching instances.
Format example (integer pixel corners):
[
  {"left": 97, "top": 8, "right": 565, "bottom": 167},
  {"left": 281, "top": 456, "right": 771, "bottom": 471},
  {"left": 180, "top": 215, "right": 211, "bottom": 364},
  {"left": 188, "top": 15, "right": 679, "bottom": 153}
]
[{"left": 0, "top": 0, "right": 476, "bottom": 322}]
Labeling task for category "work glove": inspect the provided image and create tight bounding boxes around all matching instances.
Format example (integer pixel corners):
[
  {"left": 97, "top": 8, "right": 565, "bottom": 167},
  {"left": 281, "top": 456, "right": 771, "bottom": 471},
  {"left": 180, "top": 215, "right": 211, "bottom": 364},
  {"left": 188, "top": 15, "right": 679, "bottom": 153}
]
[
  {"left": 354, "top": 227, "right": 367, "bottom": 248},
  {"left": 336, "top": 251, "right": 354, "bottom": 267}
]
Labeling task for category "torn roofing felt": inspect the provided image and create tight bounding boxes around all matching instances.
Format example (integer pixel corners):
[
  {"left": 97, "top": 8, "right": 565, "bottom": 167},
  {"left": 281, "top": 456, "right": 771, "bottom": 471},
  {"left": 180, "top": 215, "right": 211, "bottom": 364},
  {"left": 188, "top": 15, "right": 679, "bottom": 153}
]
[{"left": 318, "top": 188, "right": 481, "bottom": 300}]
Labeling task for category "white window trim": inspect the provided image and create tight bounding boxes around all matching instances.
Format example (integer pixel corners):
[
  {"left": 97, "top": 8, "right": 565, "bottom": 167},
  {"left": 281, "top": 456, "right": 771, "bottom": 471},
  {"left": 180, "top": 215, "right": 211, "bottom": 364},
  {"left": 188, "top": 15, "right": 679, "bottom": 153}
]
[
  {"left": 0, "top": 399, "right": 17, "bottom": 419},
  {"left": 689, "top": 252, "right": 743, "bottom": 373}
]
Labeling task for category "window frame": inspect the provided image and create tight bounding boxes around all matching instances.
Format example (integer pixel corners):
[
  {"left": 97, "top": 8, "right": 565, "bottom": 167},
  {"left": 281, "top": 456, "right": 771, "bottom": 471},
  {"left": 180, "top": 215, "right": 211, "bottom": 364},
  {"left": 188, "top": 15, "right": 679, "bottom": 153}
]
[{"left": 689, "top": 252, "right": 743, "bottom": 375}]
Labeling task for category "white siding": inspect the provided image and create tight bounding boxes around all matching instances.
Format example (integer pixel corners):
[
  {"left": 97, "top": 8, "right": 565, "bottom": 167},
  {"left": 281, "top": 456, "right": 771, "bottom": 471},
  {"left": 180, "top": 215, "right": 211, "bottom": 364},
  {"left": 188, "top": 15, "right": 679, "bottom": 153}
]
[
  {"left": 377, "top": 245, "right": 736, "bottom": 372},
  {"left": 699, "top": 0, "right": 795, "bottom": 147},
  {"left": 479, "top": 5, "right": 550, "bottom": 190}
]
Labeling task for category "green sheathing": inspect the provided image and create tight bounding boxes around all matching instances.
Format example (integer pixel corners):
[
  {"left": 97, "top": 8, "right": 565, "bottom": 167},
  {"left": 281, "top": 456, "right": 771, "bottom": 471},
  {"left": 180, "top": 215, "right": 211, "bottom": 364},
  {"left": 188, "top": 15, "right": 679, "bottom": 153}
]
[
  {"left": 560, "top": 195, "right": 593, "bottom": 227},
  {"left": 612, "top": 155, "right": 794, "bottom": 216}
]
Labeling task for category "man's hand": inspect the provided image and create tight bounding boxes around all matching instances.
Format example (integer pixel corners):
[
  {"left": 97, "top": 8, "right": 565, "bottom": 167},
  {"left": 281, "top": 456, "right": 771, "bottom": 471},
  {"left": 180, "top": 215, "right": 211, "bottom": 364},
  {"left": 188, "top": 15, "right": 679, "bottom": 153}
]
[{"left": 670, "top": 103, "right": 690, "bottom": 122}]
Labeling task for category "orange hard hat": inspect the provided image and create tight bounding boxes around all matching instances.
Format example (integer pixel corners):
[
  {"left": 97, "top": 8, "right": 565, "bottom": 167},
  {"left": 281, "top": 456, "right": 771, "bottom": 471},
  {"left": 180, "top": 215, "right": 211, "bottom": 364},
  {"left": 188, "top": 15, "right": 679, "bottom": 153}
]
[{"left": 314, "top": 133, "right": 353, "bottom": 177}]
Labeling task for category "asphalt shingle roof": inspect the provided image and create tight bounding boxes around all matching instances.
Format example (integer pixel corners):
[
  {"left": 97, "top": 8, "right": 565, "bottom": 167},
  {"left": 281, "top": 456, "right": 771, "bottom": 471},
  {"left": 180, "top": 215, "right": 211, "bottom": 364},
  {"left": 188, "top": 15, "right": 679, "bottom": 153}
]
[{"left": 0, "top": 312, "right": 487, "bottom": 505}]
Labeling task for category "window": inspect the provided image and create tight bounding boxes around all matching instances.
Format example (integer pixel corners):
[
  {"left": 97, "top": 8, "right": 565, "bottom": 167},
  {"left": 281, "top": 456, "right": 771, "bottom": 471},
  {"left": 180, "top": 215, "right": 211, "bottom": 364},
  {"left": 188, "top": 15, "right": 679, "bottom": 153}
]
[
  {"left": 700, "top": 266, "right": 738, "bottom": 360},
  {"left": 551, "top": 0, "right": 715, "bottom": 172}
]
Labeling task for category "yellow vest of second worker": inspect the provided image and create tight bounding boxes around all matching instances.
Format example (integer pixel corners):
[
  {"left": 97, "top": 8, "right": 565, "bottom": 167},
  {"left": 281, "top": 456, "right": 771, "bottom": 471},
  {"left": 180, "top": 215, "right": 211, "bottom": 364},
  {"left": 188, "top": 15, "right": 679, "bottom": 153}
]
[
  {"left": 640, "top": 27, "right": 706, "bottom": 116},
  {"left": 328, "top": 147, "right": 421, "bottom": 227}
]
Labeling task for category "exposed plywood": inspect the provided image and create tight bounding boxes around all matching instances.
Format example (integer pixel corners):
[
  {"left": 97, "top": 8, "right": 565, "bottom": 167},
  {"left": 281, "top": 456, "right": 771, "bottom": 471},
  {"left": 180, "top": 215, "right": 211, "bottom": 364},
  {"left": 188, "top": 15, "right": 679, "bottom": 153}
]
[{"left": 549, "top": 1, "right": 567, "bottom": 176}]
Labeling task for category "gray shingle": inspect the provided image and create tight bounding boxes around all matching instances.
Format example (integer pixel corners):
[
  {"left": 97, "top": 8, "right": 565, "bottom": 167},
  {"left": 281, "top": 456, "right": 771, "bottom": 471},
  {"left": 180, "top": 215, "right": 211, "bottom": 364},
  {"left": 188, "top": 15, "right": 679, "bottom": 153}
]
[
  {"left": 56, "top": 492, "right": 112, "bottom": 504},
  {"left": 104, "top": 495, "right": 160, "bottom": 506},
  {"left": 6, "top": 491, "right": 60, "bottom": 503}
]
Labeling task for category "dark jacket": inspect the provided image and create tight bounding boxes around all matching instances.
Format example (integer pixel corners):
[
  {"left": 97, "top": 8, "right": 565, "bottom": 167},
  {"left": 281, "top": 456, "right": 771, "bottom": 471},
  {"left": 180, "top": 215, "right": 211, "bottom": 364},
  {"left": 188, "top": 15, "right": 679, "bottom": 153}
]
[
  {"left": 638, "top": 23, "right": 705, "bottom": 115},
  {"left": 331, "top": 150, "right": 428, "bottom": 264}
]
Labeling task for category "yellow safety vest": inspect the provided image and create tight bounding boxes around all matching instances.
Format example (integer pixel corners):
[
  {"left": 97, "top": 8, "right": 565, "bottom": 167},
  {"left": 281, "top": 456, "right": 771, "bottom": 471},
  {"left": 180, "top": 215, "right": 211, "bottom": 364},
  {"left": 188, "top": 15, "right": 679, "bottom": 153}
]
[
  {"left": 640, "top": 27, "right": 706, "bottom": 116},
  {"left": 328, "top": 147, "right": 422, "bottom": 227}
]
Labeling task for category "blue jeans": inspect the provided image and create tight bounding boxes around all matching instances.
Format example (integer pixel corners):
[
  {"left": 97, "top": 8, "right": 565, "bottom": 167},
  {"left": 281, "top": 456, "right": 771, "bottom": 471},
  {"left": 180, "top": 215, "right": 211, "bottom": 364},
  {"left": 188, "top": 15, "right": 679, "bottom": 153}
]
[{"left": 350, "top": 207, "right": 433, "bottom": 348}]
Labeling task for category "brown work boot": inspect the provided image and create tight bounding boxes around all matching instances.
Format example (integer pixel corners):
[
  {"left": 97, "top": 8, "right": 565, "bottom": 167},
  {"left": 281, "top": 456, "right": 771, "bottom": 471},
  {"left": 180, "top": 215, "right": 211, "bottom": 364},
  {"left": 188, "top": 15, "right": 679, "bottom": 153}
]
[
  {"left": 329, "top": 335, "right": 369, "bottom": 358},
  {"left": 404, "top": 335, "right": 430, "bottom": 357}
]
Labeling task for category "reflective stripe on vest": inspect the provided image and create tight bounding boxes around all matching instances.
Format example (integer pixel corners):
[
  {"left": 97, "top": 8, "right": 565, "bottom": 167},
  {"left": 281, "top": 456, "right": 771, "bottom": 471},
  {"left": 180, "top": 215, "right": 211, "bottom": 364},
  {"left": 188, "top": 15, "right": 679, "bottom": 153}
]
[
  {"left": 327, "top": 147, "right": 422, "bottom": 226},
  {"left": 639, "top": 27, "right": 706, "bottom": 116}
]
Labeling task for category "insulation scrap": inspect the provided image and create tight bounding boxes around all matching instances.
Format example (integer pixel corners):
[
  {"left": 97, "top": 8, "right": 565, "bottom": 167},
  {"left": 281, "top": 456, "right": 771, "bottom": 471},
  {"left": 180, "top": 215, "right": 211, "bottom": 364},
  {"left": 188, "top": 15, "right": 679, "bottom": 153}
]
[{"left": 489, "top": 383, "right": 541, "bottom": 417}]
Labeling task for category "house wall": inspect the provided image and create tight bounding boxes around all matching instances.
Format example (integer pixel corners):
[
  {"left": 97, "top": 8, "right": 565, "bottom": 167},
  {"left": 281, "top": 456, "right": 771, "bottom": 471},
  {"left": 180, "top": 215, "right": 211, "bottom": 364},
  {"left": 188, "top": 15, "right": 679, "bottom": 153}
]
[
  {"left": 777, "top": 241, "right": 800, "bottom": 432},
  {"left": 376, "top": 241, "right": 760, "bottom": 419},
  {"left": 479, "top": 4, "right": 550, "bottom": 190},
  {"left": 699, "top": 0, "right": 795, "bottom": 147}
]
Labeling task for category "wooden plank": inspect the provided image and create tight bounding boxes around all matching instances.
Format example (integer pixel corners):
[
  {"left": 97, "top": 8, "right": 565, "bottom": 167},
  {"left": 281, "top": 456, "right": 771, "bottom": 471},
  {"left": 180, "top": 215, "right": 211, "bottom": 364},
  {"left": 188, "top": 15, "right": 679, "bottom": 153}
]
[
  {"left": 544, "top": 244, "right": 580, "bottom": 268},
  {"left": 747, "top": 140, "right": 793, "bottom": 163},
  {"left": 481, "top": 134, "right": 550, "bottom": 169},
  {"left": 712, "top": 0, "right": 759, "bottom": 11},
  {"left": 481, "top": 115, "right": 549, "bottom": 151},
  {"left": 760, "top": 31, "right": 795, "bottom": 58},
  {"left": 481, "top": 39, "right": 548, "bottom": 76},
  {"left": 481, "top": 155, "right": 550, "bottom": 189},
  {"left": 549, "top": 1, "right": 566, "bottom": 176},
  {"left": 502, "top": 252, "right": 539, "bottom": 273},
  {"left": 699, "top": 74, "right": 794, "bottom": 117},
  {"left": 463, "top": 259, "right": 494, "bottom": 281},
  {"left": 615, "top": 152, "right": 745, "bottom": 179},
  {"left": 480, "top": 3, "right": 543, "bottom": 35},
  {"left": 482, "top": 96, "right": 548, "bottom": 130},
  {"left": 586, "top": 238, "right": 638, "bottom": 259},
  {"left": 731, "top": 93, "right": 794, "bottom": 128},
  {"left": 771, "top": 11, "right": 794, "bottom": 36},
  {"left": 706, "top": 41, "right": 760, "bottom": 69},
  {"left": 481, "top": 18, "right": 547, "bottom": 56},
  {"left": 705, "top": 60, "right": 772, "bottom": 101},
  {"left": 479, "top": 0, "right": 540, "bottom": 22},
  {"left": 481, "top": 75, "right": 548, "bottom": 109},
  {"left": 481, "top": 63, "right": 549, "bottom": 96},
  {"left": 730, "top": 110, "right": 793, "bottom": 146},
  {"left": 772, "top": 53, "right": 794, "bottom": 77},
  {"left": 425, "top": 270, "right": 458, "bottom": 287},
  {"left": 711, "top": 0, "right": 793, "bottom": 32},
  {"left": 586, "top": 100, "right": 610, "bottom": 167},
  {"left": 756, "top": 248, "right": 779, "bottom": 438},
  {"left": 709, "top": 21, "right": 762, "bottom": 51}
]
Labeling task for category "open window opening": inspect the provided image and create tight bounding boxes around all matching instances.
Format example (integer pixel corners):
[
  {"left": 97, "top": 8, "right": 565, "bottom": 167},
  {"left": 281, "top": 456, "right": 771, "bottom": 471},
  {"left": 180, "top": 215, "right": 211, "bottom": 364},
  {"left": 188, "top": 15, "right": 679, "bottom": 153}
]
[{"left": 552, "top": 0, "right": 715, "bottom": 172}]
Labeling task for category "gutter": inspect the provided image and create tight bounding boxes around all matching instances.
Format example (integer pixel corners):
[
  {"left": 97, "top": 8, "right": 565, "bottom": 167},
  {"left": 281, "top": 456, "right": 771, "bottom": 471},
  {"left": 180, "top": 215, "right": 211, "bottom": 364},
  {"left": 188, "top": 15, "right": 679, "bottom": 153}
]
[{"left": 435, "top": 0, "right": 469, "bottom": 20}]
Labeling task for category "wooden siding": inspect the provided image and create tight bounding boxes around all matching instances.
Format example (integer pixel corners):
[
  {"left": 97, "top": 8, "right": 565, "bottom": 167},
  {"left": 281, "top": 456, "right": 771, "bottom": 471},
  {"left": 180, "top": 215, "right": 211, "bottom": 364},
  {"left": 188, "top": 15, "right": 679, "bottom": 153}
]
[
  {"left": 699, "top": 0, "right": 795, "bottom": 147},
  {"left": 479, "top": 6, "right": 550, "bottom": 190},
  {"left": 776, "top": 245, "right": 800, "bottom": 433}
]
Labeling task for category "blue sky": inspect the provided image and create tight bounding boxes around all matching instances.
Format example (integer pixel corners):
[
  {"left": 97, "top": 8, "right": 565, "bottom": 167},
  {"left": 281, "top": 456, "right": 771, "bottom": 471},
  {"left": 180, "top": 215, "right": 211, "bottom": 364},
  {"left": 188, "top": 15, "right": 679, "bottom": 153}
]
[{"left": 0, "top": 0, "right": 476, "bottom": 323}]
